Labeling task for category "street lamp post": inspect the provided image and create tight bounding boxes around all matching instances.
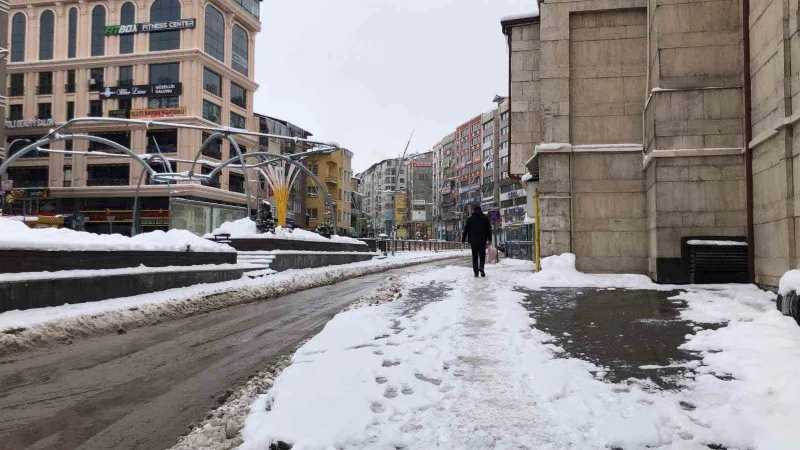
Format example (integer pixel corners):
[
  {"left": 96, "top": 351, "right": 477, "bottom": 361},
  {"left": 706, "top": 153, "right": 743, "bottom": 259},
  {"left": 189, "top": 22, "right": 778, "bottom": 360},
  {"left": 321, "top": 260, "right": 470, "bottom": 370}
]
[{"left": 390, "top": 130, "right": 414, "bottom": 256}]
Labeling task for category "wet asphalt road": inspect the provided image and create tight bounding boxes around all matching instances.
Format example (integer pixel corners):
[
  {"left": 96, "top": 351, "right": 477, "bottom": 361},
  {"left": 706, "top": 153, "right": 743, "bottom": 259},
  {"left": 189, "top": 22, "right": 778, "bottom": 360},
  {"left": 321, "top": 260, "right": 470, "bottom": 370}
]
[{"left": 0, "top": 258, "right": 464, "bottom": 450}]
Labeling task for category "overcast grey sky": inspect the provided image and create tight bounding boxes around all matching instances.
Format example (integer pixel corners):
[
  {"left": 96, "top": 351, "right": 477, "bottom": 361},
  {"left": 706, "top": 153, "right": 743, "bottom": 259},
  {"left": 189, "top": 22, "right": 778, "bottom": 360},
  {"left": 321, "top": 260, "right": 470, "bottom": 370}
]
[{"left": 254, "top": 1, "right": 539, "bottom": 173}]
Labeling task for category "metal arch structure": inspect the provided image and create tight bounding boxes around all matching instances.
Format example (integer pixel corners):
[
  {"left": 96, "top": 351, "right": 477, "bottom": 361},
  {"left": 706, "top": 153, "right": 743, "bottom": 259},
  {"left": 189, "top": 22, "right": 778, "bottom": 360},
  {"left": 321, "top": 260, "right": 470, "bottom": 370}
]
[
  {"left": 205, "top": 151, "right": 339, "bottom": 235},
  {"left": 0, "top": 117, "right": 341, "bottom": 235}
]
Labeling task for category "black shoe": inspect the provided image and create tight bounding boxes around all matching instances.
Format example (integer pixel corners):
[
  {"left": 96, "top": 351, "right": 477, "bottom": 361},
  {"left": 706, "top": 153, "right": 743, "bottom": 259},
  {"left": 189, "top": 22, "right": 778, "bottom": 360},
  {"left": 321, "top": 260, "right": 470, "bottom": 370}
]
[
  {"left": 474, "top": 273, "right": 479, "bottom": 278},
  {"left": 480, "top": 269, "right": 486, "bottom": 277}
]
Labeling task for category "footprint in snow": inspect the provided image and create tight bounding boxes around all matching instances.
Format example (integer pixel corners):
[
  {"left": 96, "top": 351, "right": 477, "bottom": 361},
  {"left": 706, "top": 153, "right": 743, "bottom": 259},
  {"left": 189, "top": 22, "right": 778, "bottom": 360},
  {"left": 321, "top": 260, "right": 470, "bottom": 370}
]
[
  {"left": 414, "top": 373, "right": 441, "bottom": 386},
  {"left": 370, "top": 401, "right": 385, "bottom": 413},
  {"left": 384, "top": 386, "right": 398, "bottom": 398},
  {"left": 382, "top": 359, "right": 401, "bottom": 367},
  {"left": 401, "top": 385, "right": 414, "bottom": 395},
  {"left": 373, "top": 349, "right": 384, "bottom": 356},
  {"left": 375, "top": 376, "right": 388, "bottom": 384}
]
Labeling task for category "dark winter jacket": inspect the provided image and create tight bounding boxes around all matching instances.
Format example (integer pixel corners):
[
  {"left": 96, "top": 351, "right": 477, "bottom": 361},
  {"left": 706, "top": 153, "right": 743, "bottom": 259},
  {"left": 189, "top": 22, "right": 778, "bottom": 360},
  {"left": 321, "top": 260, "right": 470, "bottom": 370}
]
[{"left": 462, "top": 211, "right": 492, "bottom": 247}]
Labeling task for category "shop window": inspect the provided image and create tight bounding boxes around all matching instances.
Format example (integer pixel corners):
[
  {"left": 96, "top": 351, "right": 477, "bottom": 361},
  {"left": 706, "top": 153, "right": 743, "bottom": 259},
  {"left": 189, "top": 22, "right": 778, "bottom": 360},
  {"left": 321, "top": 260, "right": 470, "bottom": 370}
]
[
  {"left": 150, "top": 0, "right": 181, "bottom": 51},
  {"left": 204, "top": 5, "right": 225, "bottom": 61}
]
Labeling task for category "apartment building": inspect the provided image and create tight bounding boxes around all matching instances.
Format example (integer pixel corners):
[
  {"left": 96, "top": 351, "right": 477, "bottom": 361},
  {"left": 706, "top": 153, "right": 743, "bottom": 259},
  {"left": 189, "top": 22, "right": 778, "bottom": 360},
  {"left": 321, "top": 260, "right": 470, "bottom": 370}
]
[
  {"left": 404, "top": 151, "right": 433, "bottom": 239},
  {"left": 0, "top": 0, "right": 7, "bottom": 163},
  {"left": 303, "top": 147, "right": 353, "bottom": 233},
  {"left": 503, "top": 1, "right": 751, "bottom": 283},
  {"left": 255, "top": 113, "right": 312, "bottom": 227},
  {"left": 4, "top": 0, "right": 262, "bottom": 235},
  {"left": 438, "top": 131, "right": 457, "bottom": 240},
  {"left": 350, "top": 176, "right": 364, "bottom": 237},
  {"left": 357, "top": 158, "right": 407, "bottom": 237},
  {"left": 455, "top": 116, "right": 482, "bottom": 222}
]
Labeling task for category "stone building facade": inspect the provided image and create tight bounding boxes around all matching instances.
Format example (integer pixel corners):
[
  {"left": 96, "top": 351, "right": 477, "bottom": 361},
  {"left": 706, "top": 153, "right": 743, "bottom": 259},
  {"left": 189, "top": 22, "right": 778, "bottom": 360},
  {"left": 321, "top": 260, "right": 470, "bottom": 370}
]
[{"left": 504, "top": 0, "right": 751, "bottom": 283}]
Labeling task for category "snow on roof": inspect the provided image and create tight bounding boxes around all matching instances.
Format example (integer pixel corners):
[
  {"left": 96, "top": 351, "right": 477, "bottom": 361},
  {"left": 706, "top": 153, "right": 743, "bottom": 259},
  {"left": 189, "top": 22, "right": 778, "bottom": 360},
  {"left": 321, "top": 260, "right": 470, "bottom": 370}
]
[
  {"left": 501, "top": 12, "right": 540, "bottom": 22},
  {"left": 0, "top": 217, "right": 235, "bottom": 253}
]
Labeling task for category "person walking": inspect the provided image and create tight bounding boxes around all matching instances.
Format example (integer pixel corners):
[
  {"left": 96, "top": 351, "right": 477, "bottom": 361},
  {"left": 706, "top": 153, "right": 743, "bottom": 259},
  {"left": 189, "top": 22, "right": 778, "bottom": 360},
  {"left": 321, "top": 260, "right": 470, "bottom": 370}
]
[{"left": 462, "top": 205, "right": 492, "bottom": 277}]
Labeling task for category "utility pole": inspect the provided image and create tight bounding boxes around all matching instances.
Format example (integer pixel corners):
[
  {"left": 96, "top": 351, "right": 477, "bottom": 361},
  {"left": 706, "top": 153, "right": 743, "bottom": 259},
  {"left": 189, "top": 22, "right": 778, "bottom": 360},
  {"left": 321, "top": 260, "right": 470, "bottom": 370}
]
[{"left": 391, "top": 130, "right": 414, "bottom": 256}]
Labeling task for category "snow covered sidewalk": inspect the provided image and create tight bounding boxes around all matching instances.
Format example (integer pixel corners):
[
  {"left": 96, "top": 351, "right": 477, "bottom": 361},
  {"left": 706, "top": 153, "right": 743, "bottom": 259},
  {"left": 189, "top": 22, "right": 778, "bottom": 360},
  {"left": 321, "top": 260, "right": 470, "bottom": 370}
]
[{"left": 240, "top": 256, "right": 800, "bottom": 449}]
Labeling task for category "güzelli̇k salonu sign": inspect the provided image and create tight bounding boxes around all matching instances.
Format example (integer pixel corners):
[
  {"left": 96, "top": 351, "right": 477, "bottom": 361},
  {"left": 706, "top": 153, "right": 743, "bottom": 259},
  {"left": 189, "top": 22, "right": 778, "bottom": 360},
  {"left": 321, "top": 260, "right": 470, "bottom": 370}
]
[{"left": 105, "top": 19, "right": 196, "bottom": 35}]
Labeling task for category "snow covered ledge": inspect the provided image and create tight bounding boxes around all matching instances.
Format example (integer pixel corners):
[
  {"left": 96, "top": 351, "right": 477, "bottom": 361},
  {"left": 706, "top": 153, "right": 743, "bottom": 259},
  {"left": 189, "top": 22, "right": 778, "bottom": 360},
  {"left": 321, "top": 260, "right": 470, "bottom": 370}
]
[
  {"left": 777, "top": 270, "right": 800, "bottom": 325},
  {"left": 534, "top": 143, "right": 643, "bottom": 153}
]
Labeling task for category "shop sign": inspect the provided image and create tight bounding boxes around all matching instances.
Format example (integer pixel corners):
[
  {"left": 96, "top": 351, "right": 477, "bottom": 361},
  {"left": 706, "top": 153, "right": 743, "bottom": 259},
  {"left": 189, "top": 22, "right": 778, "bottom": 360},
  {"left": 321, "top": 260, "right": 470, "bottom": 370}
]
[
  {"left": 470, "top": 183, "right": 480, "bottom": 191},
  {"left": 12, "top": 188, "right": 50, "bottom": 199},
  {"left": 501, "top": 205, "right": 526, "bottom": 217},
  {"left": 100, "top": 83, "right": 182, "bottom": 99},
  {"left": 109, "top": 109, "right": 130, "bottom": 118},
  {"left": 105, "top": 19, "right": 196, "bottom": 35},
  {"left": 412, "top": 210, "right": 427, "bottom": 222},
  {"left": 412, "top": 199, "right": 426, "bottom": 206},
  {"left": 412, "top": 160, "right": 432, "bottom": 167},
  {"left": 5, "top": 118, "right": 56, "bottom": 129},
  {"left": 1, "top": 180, "right": 13, "bottom": 191},
  {"left": 130, "top": 106, "right": 186, "bottom": 119},
  {"left": 140, "top": 218, "right": 170, "bottom": 226},
  {"left": 500, "top": 189, "right": 526, "bottom": 202}
]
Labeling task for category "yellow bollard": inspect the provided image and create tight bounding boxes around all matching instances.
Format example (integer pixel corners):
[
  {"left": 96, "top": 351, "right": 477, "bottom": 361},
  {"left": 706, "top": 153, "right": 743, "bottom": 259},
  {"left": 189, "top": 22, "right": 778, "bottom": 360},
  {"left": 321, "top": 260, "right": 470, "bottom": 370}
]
[{"left": 534, "top": 188, "right": 541, "bottom": 272}]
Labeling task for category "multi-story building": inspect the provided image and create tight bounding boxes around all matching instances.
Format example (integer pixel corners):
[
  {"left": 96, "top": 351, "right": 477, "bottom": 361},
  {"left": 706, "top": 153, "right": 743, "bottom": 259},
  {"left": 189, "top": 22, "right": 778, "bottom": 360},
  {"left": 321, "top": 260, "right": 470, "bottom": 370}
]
[
  {"left": 350, "top": 176, "right": 364, "bottom": 237},
  {"left": 302, "top": 147, "right": 353, "bottom": 233},
  {"left": 439, "top": 132, "right": 457, "bottom": 240},
  {"left": 405, "top": 151, "right": 433, "bottom": 239},
  {"left": 4, "top": 0, "right": 262, "bottom": 235},
  {"left": 0, "top": 0, "right": 8, "bottom": 166},
  {"left": 357, "top": 158, "right": 407, "bottom": 237},
  {"left": 255, "top": 113, "right": 312, "bottom": 227},
  {"left": 455, "top": 116, "right": 482, "bottom": 225}
]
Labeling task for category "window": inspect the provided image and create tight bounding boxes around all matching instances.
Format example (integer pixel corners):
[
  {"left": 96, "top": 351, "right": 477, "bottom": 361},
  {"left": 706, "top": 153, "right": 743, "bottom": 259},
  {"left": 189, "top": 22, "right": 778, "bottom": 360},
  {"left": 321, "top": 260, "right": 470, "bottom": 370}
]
[
  {"left": 150, "top": 0, "right": 181, "bottom": 51},
  {"left": 39, "top": 10, "right": 55, "bottom": 60},
  {"left": 149, "top": 63, "right": 179, "bottom": 84},
  {"left": 231, "top": 25, "right": 249, "bottom": 75},
  {"left": 486, "top": 161, "right": 494, "bottom": 169},
  {"left": 68, "top": 8, "right": 78, "bottom": 58},
  {"left": 501, "top": 171, "right": 509, "bottom": 179},
  {"left": 65, "top": 70, "right": 76, "bottom": 93},
  {"left": 88, "top": 164, "right": 130, "bottom": 186},
  {"left": 204, "top": 5, "right": 225, "bottom": 61},
  {"left": 230, "top": 112, "right": 246, "bottom": 129},
  {"left": 500, "top": 141, "right": 509, "bottom": 151},
  {"left": 10, "top": 13, "right": 25, "bottom": 62},
  {"left": 89, "top": 68, "right": 104, "bottom": 91},
  {"left": 9, "top": 74, "right": 24, "bottom": 96},
  {"left": 308, "top": 208, "right": 318, "bottom": 219},
  {"left": 37, "top": 103, "right": 52, "bottom": 119},
  {"left": 202, "top": 133, "right": 222, "bottom": 159},
  {"left": 472, "top": 123, "right": 480, "bottom": 132},
  {"left": 307, "top": 186, "right": 318, "bottom": 197},
  {"left": 472, "top": 150, "right": 479, "bottom": 159},
  {"left": 500, "top": 112, "right": 509, "bottom": 121},
  {"left": 483, "top": 175, "right": 493, "bottom": 184},
  {"left": 91, "top": 6, "right": 106, "bottom": 56},
  {"left": 228, "top": 173, "right": 245, "bottom": 193},
  {"left": 9, "top": 105, "right": 23, "bottom": 121},
  {"left": 119, "top": 66, "right": 134, "bottom": 86},
  {"left": 235, "top": 0, "right": 260, "bottom": 19},
  {"left": 309, "top": 163, "right": 318, "bottom": 175},
  {"left": 66, "top": 101, "right": 75, "bottom": 121},
  {"left": 483, "top": 149, "right": 492, "bottom": 158},
  {"left": 37, "top": 72, "right": 53, "bottom": 95},
  {"left": 483, "top": 121, "right": 492, "bottom": 131},
  {"left": 120, "top": 3, "right": 136, "bottom": 54},
  {"left": 63, "top": 166, "right": 72, "bottom": 187},
  {"left": 472, "top": 137, "right": 480, "bottom": 145},
  {"left": 147, "top": 130, "right": 178, "bottom": 153},
  {"left": 483, "top": 135, "right": 492, "bottom": 144},
  {"left": 501, "top": 126, "right": 509, "bottom": 136},
  {"left": 87, "top": 132, "right": 130, "bottom": 153},
  {"left": 118, "top": 98, "right": 132, "bottom": 111},
  {"left": 203, "top": 100, "right": 222, "bottom": 124},
  {"left": 203, "top": 68, "right": 221, "bottom": 96},
  {"left": 201, "top": 166, "right": 220, "bottom": 188},
  {"left": 500, "top": 156, "right": 509, "bottom": 165},
  {"left": 230, "top": 82, "right": 246, "bottom": 108},
  {"left": 89, "top": 100, "right": 103, "bottom": 117}
]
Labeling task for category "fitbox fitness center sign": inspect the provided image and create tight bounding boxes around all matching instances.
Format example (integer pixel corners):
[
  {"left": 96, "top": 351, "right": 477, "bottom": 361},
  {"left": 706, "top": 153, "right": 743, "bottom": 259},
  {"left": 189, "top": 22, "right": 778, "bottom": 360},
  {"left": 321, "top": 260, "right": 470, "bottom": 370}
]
[{"left": 105, "top": 19, "right": 196, "bottom": 35}]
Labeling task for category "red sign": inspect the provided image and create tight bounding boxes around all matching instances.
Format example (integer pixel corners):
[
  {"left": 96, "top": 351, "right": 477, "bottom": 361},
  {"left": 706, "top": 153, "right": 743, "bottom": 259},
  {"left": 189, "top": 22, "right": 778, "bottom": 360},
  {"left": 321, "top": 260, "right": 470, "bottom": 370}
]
[{"left": 412, "top": 160, "right": 432, "bottom": 167}]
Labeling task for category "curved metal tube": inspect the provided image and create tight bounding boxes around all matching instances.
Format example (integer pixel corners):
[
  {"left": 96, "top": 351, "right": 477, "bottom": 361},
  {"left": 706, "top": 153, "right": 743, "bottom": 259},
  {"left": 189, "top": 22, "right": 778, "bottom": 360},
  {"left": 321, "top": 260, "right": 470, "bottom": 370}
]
[
  {"left": 189, "top": 132, "right": 227, "bottom": 177},
  {"left": 223, "top": 136, "right": 253, "bottom": 216},
  {"left": 208, "top": 151, "right": 338, "bottom": 234},
  {"left": 0, "top": 134, "right": 158, "bottom": 178}
]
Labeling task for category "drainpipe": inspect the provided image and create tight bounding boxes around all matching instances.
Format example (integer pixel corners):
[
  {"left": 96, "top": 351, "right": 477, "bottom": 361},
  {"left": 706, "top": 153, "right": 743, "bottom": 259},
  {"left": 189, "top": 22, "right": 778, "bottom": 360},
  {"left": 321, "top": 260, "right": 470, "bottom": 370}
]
[{"left": 743, "top": 0, "right": 755, "bottom": 283}]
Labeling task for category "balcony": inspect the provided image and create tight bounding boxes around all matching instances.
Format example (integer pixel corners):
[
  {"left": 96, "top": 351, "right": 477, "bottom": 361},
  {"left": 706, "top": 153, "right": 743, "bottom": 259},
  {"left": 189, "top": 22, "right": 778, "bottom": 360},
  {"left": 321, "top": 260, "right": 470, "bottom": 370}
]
[
  {"left": 88, "top": 80, "right": 104, "bottom": 92},
  {"left": 36, "top": 85, "right": 53, "bottom": 95},
  {"left": 326, "top": 175, "right": 338, "bottom": 185},
  {"left": 8, "top": 86, "right": 24, "bottom": 96}
]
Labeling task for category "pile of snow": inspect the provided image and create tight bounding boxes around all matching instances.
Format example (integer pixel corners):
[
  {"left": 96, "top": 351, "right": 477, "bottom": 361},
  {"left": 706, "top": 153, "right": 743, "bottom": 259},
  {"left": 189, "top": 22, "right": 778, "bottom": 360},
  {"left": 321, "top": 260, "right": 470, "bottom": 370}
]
[
  {"left": 521, "top": 173, "right": 534, "bottom": 182},
  {"left": 205, "top": 218, "right": 365, "bottom": 246},
  {"left": 779, "top": 269, "right": 800, "bottom": 296},
  {"left": 536, "top": 142, "right": 571, "bottom": 152},
  {"left": 522, "top": 213, "right": 535, "bottom": 224},
  {"left": 0, "top": 217, "right": 234, "bottom": 253},
  {"left": 521, "top": 253, "right": 666, "bottom": 290}
]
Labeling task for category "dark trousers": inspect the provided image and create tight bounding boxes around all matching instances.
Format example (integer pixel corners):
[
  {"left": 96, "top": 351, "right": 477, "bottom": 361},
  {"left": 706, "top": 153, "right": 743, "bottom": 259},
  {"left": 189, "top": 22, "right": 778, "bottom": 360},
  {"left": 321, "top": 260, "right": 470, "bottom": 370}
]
[{"left": 471, "top": 245, "right": 486, "bottom": 275}]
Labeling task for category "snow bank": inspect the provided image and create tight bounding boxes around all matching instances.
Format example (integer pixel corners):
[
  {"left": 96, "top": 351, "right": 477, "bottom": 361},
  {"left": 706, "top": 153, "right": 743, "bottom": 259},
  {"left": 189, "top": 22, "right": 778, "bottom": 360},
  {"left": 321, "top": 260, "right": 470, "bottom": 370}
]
[
  {"left": 519, "top": 253, "right": 667, "bottom": 290},
  {"left": 521, "top": 172, "right": 533, "bottom": 182},
  {"left": 0, "top": 217, "right": 234, "bottom": 253},
  {"left": 0, "top": 250, "right": 467, "bottom": 356},
  {"left": 205, "top": 217, "right": 366, "bottom": 245}
]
